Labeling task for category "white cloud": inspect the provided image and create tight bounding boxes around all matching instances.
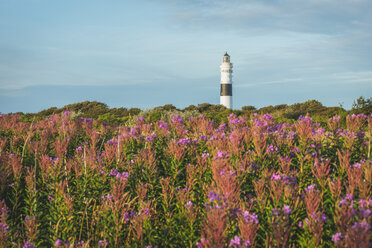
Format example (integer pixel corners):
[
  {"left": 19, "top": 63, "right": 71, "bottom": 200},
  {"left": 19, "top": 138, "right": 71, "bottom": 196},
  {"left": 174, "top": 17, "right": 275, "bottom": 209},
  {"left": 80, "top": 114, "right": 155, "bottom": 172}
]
[
  {"left": 330, "top": 71, "right": 372, "bottom": 83},
  {"left": 154, "top": 0, "right": 372, "bottom": 35},
  {"left": 235, "top": 78, "right": 304, "bottom": 88}
]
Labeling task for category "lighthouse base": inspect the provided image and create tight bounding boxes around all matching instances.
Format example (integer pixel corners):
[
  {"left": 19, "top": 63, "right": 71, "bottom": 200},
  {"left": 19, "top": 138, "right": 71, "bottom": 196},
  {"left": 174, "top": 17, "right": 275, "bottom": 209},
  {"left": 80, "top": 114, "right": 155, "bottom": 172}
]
[{"left": 220, "top": 96, "right": 232, "bottom": 109}]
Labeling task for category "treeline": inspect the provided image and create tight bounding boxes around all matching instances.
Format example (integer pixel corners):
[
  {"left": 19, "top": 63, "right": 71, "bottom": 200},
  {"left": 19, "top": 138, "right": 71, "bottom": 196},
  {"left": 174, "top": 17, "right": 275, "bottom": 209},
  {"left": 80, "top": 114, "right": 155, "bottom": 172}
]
[{"left": 9, "top": 96, "right": 372, "bottom": 125}]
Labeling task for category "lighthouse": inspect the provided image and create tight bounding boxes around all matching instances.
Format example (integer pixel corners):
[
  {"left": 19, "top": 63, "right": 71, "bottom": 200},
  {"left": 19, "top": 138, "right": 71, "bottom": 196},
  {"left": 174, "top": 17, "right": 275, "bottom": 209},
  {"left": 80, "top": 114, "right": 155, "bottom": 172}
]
[{"left": 220, "top": 52, "right": 233, "bottom": 109}]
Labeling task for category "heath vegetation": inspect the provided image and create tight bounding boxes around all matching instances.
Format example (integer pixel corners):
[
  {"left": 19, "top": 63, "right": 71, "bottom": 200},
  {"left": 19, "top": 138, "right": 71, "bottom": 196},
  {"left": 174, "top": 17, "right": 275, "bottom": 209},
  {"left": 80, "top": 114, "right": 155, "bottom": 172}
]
[{"left": 0, "top": 98, "right": 371, "bottom": 247}]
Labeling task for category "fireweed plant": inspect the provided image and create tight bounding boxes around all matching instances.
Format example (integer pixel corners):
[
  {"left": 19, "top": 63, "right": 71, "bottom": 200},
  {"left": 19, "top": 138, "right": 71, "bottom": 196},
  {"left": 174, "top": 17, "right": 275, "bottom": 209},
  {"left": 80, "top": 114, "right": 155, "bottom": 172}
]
[{"left": 0, "top": 112, "right": 371, "bottom": 247}]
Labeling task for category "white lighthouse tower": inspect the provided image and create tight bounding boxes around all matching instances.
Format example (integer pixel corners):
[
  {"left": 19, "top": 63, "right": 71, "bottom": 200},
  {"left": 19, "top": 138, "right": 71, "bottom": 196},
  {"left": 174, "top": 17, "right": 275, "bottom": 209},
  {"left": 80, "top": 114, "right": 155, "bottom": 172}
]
[{"left": 220, "top": 52, "right": 233, "bottom": 109}]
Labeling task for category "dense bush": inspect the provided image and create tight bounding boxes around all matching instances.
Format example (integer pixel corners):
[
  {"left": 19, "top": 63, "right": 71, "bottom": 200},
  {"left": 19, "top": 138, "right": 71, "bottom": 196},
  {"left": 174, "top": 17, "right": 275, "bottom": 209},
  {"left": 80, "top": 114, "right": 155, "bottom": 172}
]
[
  {"left": 10, "top": 97, "right": 371, "bottom": 126},
  {"left": 351, "top": 96, "right": 372, "bottom": 114},
  {"left": 0, "top": 111, "right": 371, "bottom": 247}
]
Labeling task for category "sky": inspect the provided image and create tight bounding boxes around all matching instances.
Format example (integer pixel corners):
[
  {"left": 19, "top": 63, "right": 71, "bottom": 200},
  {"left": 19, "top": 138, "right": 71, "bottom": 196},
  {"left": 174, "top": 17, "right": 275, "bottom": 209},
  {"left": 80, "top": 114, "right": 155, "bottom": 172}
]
[{"left": 0, "top": 0, "right": 371, "bottom": 113}]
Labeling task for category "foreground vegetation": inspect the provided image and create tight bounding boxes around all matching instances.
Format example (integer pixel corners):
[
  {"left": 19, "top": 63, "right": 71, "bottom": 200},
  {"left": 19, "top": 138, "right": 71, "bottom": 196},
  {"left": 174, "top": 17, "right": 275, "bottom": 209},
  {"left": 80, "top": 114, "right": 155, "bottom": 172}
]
[{"left": 0, "top": 110, "right": 371, "bottom": 247}]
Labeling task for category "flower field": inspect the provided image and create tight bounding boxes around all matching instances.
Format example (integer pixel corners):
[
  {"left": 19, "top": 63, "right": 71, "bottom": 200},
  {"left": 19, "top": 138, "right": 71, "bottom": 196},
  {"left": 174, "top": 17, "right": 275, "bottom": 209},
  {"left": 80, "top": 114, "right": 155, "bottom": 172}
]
[{"left": 0, "top": 112, "right": 371, "bottom": 247}]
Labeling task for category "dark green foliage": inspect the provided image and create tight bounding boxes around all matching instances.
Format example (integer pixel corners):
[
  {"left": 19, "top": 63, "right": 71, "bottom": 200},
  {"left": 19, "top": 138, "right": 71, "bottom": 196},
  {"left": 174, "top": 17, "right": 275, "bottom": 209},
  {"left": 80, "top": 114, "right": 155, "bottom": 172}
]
[
  {"left": 281, "top": 100, "right": 326, "bottom": 119},
  {"left": 241, "top": 105, "right": 256, "bottom": 112},
  {"left": 109, "top": 107, "right": 128, "bottom": 117},
  {"left": 183, "top": 105, "right": 198, "bottom": 112},
  {"left": 153, "top": 104, "right": 179, "bottom": 112},
  {"left": 196, "top": 103, "right": 214, "bottom": 112},
  {"left": 128, "top": 108, "right": 142, "bottom": 116},
  {"left": 38, "top": 107, "right": 61, "bottom": 116},
  {"left": 97, "top": 113, "right": 121, "bottom": 125},
  {"left": 258, "top": 104, "right": 287, "bottom": 113},
  {"left": 352, "top": 96, "right": 372, "bottom": 114},
  {"left": 6, "top": 96, "right": 369, "bottom": 126}
]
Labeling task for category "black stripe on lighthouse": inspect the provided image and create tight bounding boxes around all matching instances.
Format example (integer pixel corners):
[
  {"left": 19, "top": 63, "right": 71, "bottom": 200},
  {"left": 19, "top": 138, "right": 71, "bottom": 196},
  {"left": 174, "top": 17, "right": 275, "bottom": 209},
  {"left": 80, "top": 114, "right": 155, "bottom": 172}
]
[{"left": 220, "top": 84, "right": 232, "bottom": 96}]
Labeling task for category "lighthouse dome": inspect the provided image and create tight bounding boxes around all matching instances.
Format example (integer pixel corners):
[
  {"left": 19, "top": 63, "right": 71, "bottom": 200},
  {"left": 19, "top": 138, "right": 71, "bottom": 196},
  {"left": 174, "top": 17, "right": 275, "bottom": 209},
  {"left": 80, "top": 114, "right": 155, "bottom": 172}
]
[{"left": 223, "top": 52, "right": 230, "bottom": 62}]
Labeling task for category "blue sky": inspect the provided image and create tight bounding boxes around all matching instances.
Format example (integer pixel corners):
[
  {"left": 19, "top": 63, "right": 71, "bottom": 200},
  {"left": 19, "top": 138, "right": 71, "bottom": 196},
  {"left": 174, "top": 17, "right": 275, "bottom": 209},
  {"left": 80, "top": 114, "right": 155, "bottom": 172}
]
[{"left": 0, "top": 0, "right": 371, "bottom": 113}]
